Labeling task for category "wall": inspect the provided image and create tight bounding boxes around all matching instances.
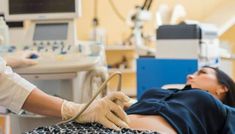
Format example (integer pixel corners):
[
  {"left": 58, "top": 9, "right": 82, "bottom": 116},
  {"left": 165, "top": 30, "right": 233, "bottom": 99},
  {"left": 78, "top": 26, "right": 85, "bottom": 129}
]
[
  {"left": 2, "top": 0, "right": 234, "bottom": 92},
  {"left": 76, "top": 0, "right": 224, "bottom": 45},
  {"left": 220, "top": 26, "right": 235, "bottom": 78},
  {"left": 75, "top": 0, "right": 233, "bottom": 94}
]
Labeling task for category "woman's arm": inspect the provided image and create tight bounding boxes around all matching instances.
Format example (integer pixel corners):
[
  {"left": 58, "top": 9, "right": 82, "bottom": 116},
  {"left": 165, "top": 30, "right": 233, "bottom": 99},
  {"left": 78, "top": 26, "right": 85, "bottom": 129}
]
[
  {"left": 22, "top": 88, "right": 63, "bottom": 118},
  {"left": 22, "top": 89, "right": 131, "bottom": 130}
]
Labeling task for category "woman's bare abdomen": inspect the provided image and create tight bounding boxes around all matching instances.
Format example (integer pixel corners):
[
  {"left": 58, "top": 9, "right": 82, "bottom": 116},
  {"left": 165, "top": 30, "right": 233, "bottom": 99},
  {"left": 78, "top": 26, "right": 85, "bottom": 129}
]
[{"left": 128, "top": 114, "right": 177, "bottom": 134}]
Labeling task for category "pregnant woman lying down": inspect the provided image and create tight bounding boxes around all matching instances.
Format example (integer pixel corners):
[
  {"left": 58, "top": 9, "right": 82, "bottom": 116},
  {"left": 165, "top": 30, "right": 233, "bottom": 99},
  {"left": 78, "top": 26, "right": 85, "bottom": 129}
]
[
  {"left": 126, "top": 66, "right": 235, "bottom": 134},
  {"left": 26, "top": 66, "right": 235, "bottom": 134}
]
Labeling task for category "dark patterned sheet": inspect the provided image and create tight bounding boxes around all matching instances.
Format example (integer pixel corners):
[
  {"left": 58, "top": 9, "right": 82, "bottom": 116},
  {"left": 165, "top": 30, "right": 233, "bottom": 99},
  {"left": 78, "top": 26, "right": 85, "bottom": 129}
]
[{"left": 24, "top": 121, "right": 160, "bottom": 134}]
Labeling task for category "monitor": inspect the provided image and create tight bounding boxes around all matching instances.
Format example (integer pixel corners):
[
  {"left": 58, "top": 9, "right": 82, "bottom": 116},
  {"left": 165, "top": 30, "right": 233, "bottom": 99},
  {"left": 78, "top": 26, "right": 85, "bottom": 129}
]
[
  {"left": 4, "top": 0, "right": 81, "bottom": 21},
  {"left": 33, "top": 23, "right": 68, "bottom": 41}
]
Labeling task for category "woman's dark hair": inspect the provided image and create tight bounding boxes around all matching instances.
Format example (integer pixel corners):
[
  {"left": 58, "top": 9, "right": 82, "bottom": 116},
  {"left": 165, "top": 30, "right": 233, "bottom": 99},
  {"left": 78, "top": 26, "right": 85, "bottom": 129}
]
[{"left": 204, "top": 66, "right": 235, "bottom": 107}]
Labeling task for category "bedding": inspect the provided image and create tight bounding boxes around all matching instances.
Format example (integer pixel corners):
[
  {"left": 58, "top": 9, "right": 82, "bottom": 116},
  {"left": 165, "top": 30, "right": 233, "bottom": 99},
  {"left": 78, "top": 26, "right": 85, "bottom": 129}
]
[{"left": 25, "top": 121, "right": 160, "bottom": 134}]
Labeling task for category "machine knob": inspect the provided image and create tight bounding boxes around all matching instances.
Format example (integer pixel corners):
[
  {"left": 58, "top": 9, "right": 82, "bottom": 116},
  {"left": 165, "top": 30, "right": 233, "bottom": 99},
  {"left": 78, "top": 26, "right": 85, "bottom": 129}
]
[
  {"left": 10, "top": 45, "right": 16, "bottom": 49},
  {"left": 23, "top": 46, "right": 29, "bottom": 50},
  {"left": 37, "top": 46, "right": 44, "bottom": 52},
  {"left": 8, "top": 46, "right": 16, "bottom": 53},
  {"left": 67, "top": 45, "right": 71, "bottom": 51},
  {"left": 60, "top": 51, "right": 67, "bottom": 55},
  {"left": 28, "top": 53, "right": 39, "bottom": 59},
  {"left": 61, "top": 41, "right": 64, "bottom": 45},
  {"left": 52, "top": 46, "right": 59, "bottom": 51},
  {"left": 47, "top": 41, "right": 51, "bottom": 45}
]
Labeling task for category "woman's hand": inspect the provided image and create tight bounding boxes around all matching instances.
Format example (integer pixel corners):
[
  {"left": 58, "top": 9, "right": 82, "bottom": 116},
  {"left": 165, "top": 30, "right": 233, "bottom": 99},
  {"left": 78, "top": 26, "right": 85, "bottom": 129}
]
[{"left": 61, "top": 92, "right": 130, "bottom": 130}]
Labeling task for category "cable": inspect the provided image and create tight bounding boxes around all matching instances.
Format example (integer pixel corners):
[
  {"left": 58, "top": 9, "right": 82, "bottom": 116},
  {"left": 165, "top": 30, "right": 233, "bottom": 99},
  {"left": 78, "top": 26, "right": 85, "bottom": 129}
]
[
  {"left": 146, "top": 0, "right": 153, "bottom": 10},
  {"left": 94, "top": 0, "right": 98, "bottom": 19},
  {"left": 108, "top": 0, "right": 126, "bottom": 22},
  {"left": 142, "top": 0, "right": 153, "bottom": 10},
  {"left": 142, "top": 0, "right": 148, "bottom": 10},
  {"left": 58, "top": 72, "right": 122, "bottom": 124},
  {"left": 93, "top": 0, "right": 99, "bottom": 27}
]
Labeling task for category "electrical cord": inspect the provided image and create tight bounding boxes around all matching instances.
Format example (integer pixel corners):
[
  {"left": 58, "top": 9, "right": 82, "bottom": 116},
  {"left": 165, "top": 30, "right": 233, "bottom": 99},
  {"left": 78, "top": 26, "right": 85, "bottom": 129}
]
[
  {"left": 108, "top": 0, "right": 126, "bottom": 22},
  {"left": 58, "top": 72, "right": 122, "bottom": 124}
]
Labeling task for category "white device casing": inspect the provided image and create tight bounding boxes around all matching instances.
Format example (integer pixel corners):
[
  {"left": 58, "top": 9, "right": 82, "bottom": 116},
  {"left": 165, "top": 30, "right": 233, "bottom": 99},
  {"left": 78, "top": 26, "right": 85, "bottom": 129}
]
[{"left": 0, "top": 17, "right": 10, "bottom": 45}]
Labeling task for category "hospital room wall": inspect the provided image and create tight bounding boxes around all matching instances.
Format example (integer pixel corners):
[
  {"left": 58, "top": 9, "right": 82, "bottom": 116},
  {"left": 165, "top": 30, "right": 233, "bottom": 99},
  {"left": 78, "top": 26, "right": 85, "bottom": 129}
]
[
  {"left": 220, "top": 26, "right": 235, "bottom": 79},
  {"left": 76, "top": 0, "right": 234, "bottom": 94},
  {"left": 20, "top": 0, "right": 235, "bottom": 93},
  {"left": 76, "top": 0, "right": 224, "bottom": 45}
]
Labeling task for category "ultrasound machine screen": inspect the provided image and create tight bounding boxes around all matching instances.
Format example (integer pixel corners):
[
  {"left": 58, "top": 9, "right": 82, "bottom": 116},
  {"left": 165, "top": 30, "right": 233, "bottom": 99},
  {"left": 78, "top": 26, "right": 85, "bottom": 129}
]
[
  {"left": 9, "top": 0, "right": 75, "bottom": 14},
  {"left": 33, "top": 23, "right": 68, "bottom": 41}
]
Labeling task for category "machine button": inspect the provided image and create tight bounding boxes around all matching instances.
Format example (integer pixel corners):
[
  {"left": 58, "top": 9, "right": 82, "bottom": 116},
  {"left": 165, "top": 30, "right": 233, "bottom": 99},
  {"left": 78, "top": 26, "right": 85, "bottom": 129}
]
[
  {"left": 67, "top": 45, "right": 71, "bottom": 51},
  {"left": 29, "top": 53, "right": 39, "bottom": 59},
  {"left": 47, "top": 41, "right": 50, "bottom": 45},
  {"left": 33, "top": 42, "right": 37, "bottom": 46},
  {"left": 37, "top": 46, "right": 44, "bottom": 52},
  {"left": 8, "top": 46, "right": 16, "bottom": 53},
  {"left": 60, "top": 51, "right": 67, "bottom": 55},
  {"left": 52, "top": 45, "right": 59, "bottom": 51},
  {"left": 23, "top": 46, "right": 29, "bottom": 50},
  {"left": 61, "top": 41, "right": 64, "bottom": 45}
]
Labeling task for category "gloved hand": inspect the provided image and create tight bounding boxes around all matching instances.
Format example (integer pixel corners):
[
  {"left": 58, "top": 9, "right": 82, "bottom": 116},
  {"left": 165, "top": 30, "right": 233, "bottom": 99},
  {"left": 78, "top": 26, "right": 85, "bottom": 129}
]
[
  {"left": 61, "top": 92, "right": 130, "bottom": 130},
  {"left": 123, "top": 98, "right": 137, "bottom": 110},
  {"left": 3, "top": 51, "right": 38, "bottom": 68}
]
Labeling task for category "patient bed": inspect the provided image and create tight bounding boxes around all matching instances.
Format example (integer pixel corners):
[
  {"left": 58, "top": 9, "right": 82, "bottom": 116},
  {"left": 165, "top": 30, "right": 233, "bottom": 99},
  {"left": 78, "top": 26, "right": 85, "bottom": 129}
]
[{"left": 24, "top": 121, "right": 160, "bottom": 134}]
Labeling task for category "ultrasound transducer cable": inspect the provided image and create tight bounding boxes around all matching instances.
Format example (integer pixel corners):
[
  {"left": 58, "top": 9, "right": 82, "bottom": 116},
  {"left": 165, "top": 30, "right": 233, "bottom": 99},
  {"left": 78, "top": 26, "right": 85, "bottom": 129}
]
[{"left": 58, "top": 72, "right": 122, "bottom": 124}]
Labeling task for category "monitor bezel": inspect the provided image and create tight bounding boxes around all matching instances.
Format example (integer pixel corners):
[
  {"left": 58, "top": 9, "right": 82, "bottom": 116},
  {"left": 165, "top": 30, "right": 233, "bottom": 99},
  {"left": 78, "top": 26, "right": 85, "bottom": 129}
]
[{"left": 4, "top": 0, "right": 81, "bottom": 21}]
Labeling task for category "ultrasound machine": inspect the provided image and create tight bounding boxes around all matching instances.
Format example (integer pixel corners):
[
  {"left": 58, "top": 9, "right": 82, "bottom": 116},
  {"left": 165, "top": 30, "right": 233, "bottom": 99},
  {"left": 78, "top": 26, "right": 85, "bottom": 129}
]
[{"left": 2, "top": 0, "right": 108, "bottom": 133}]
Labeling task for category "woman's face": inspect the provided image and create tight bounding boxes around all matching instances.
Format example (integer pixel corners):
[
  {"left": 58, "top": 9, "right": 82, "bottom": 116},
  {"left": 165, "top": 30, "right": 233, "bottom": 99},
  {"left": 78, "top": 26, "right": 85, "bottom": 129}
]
[{"left": 186, "top": 67, "right": 223, "bottom": 98}]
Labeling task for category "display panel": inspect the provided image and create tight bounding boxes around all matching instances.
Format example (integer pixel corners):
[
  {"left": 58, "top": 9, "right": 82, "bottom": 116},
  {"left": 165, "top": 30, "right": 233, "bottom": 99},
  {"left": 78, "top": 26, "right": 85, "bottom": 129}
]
[
  {"left": 4, "top": 0, "right": 81, "bottom": 21},
  {"left": 9, "top": 0, "right": 75, "bottom": 14},
  {"left": 33, "top": 23, "right": 68, "bottom": 40}
]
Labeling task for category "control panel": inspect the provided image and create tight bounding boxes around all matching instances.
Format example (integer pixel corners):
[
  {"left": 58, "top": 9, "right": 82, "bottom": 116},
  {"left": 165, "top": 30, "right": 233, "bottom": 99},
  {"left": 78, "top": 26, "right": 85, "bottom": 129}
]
[{"left": 3, "top": 44, "right": 80, "bottom": 55}]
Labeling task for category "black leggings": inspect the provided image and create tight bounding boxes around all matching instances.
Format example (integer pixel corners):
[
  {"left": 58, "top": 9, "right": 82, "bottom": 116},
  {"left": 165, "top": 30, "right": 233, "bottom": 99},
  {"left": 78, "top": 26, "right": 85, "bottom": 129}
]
[{"left": 24, "top": 121, "right": 160, "bottom": 134}]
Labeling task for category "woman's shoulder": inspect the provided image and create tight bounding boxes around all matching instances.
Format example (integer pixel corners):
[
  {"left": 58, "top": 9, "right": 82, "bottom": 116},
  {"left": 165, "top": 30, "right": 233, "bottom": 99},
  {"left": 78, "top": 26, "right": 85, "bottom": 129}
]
[
  {"left": 180, "top": 88, "right": 216, "bottom": 101},
  {"left": 180, "top": 88, "right": 226, "bottom": 110}
]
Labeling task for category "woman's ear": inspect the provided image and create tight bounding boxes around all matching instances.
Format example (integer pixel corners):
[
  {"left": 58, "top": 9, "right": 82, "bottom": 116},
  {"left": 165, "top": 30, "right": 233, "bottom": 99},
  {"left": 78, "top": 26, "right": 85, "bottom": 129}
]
[
  {"left": 216, "top": 85, "right": 228, "bottom": 95},
  {"left": 221, "top": 85, "right": 229, "bottom": 93}
]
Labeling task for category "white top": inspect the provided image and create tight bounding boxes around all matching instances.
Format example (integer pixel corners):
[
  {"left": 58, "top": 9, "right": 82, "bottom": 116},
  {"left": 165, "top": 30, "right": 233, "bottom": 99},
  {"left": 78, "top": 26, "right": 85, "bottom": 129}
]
[{"left": 0, "top": 57, "right": 36, "bottom": 113}]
